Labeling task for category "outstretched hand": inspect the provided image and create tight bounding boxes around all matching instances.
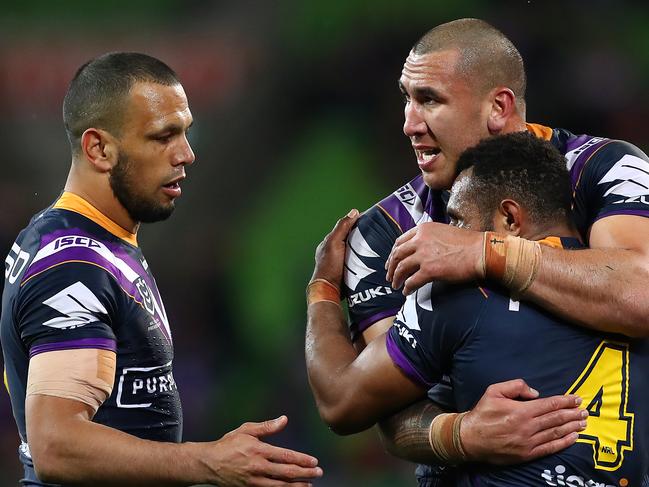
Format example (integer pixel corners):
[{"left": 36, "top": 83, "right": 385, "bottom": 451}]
[
  {"left": 460, "top": 379, "right": 587, "bottom": 465},
  {"left": 385, "top": 222, "right": 484, "bottom": 295},
  {"left": 208, "top": 416, "right": 323, "bottom": 486},
  {"left": 311, "top": 209, "right": 360, "bottom": 287}
]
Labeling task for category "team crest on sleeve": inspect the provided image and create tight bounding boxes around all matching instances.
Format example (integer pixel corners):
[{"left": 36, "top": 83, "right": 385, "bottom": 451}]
[{"left": 598, "top": 154, "right": 649, "bottom": 204}]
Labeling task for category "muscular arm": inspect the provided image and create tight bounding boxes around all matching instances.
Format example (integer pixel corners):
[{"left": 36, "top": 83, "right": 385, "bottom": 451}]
[
  {"left": 526, "top": 215, "right": 649, "bottom": 336},
  {"left": 308, "top": 213, "right": 585, "bottom": 464},
  {"left": 27, "top": 350, "right": 321, "bottom": 486},
  {"left": 377, "top": 398, "right": 447, "bottom": 464},
  {"left": 305, "top": 301, "right": 425, "bottom": 435},
  {"left": 387, "top": 215, "right": 649, "bottom": 337}
]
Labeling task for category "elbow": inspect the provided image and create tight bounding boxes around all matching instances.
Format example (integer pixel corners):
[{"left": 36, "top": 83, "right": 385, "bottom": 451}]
[
  {"left": 30, "top": 433, "right": 70, "bottom": 484},
  {"left": 316, "top": 399, "right": 374, "bottom": 436}
]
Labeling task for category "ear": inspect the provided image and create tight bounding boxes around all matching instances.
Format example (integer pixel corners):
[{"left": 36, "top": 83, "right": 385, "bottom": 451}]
[
  {"left": 494, "top": 199, "right": 523, "bottom": 236},
  {"left": 80, "top": 128, "right": 118, "bottom": 173},
  {"left": 486, "top": 87, "right": 517, "bottom": 134}
]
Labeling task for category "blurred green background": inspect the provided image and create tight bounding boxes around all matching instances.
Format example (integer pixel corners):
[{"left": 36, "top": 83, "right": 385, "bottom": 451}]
[{"left": 1, "top": 1, "right": 648, "bottom": 485}]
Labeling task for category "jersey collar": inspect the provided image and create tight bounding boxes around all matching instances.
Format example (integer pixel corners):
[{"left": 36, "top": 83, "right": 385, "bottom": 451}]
[
  {"left": 538, "top": 236, "right": 583, "bottom": 250},
  {"left": 526, "top": 123, "right": 553, "bottom": 140},
  {"left": 53, "top": 192, "right": 138, "bottom": 247}
]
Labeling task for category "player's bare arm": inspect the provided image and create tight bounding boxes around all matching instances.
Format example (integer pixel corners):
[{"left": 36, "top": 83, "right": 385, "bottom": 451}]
[
  {"left": 386, "top": 214, "right": 649, "bottom": 336},
  {"left": 27, "top": 349, "right": 321, "bottom": 486},
  {"left": 307, "top": 212, "right": 586, "bottom": 463}
]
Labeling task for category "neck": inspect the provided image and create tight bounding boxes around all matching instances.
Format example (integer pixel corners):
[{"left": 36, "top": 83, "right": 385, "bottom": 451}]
[
  {"left": 524, "top": 220, "right": 580, "bottom": 242},
  {"left": 65, "top": 160, "right": 139, "bottom": 234},
  {"left": 503, "top": 114, "right": 527, "bottom": 133}
]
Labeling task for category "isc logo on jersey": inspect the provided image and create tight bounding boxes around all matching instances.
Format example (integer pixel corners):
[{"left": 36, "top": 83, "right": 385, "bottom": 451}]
[{"left": 53, "top": 235, "right": 102, "bottom": 250}]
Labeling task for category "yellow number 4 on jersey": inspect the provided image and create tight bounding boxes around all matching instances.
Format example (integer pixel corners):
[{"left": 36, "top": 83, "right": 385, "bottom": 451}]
[{"left": 566, "top": 341, "right": 634, "bottom": 471}]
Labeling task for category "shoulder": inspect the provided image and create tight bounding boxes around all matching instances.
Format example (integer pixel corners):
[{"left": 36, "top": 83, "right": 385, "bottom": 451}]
[
  {"left": 552, "top": 129, "right": 648, "bottom": 180},
  {"left": 374, "top": 173, "right": 436, "bottom": 232}
]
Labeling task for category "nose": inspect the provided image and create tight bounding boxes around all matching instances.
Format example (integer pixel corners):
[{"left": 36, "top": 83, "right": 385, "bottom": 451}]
[
  {"left": 403, "top": 101, "right": 427, "bottom": 138},
  {"left": 173, "top": 134, "right": 195, "bottom": 166}
]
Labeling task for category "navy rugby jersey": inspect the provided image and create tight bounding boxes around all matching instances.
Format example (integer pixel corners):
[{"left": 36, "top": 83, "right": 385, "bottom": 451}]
[
  {"left": 343, "top": 123, "right": 649, "bottom": 338},
  {"left": 1, "top": 192, "right": 181, "bottom": 480},
  {"left": 386, "top": 237, "right": 649, "bottom": 486}
]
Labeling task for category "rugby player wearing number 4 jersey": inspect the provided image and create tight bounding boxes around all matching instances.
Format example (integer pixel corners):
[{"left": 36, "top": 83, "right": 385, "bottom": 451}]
[
  {"left": 1, "top": 53, "right": 322, "bottom": 486},
  {"left": 307, "top": 133, "right": 649, "bottom": 486},
  {"left": 307, "top": 17, "right": 649, "bottom": 487}
]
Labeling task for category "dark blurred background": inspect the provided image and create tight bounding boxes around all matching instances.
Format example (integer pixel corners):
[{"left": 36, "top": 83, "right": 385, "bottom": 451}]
[{"left": 1, "top": 1, "right": 647, "bottom": 485}]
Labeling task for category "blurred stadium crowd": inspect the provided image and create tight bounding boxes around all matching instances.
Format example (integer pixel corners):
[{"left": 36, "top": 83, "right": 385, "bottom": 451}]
[{"left": 1, "top": 1, "right": 647, "bottom": 485}]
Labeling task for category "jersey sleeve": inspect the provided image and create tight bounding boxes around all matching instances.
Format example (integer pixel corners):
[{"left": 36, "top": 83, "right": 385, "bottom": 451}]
[
  {"left": 385, "top": 283, "right": 487, "bottom": 389},
  {"left": 15, "top": 262, "right": 122, "bottom": 357},
  {"left": 343, "top": 205, "right": 405, "bottom": 341},
  {"left": 574, "top": 140, "right": 649, "bottom": 226}
]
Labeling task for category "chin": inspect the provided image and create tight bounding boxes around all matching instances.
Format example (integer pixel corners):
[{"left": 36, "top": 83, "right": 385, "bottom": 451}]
[{"left": 421, "top": 170, "right": 454, "bottom": 191}]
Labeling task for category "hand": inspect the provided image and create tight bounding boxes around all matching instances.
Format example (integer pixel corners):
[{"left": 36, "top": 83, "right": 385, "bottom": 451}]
[
  {"left": 206, "top": 416, "right": 323, "bottom": 486},
  {"left": 311, "top": 209, "right": 360, "bottom": 287},
  {"left": 460, "top": 379, "right": 587, "bottom": 465},
  {"left": 385, "top": 222, "right": 483, "bottom": 295}
]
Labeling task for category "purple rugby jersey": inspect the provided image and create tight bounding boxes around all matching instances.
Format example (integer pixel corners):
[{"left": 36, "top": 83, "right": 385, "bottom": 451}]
[
  {"left": 342, "top": 124, "right": 649, "bottom": 340},
  {"left": 1, "top": 192, "right": 181, "bottom": 483},
  {"left": 341, "top": 125, "right": 649, "bottom": 487}
]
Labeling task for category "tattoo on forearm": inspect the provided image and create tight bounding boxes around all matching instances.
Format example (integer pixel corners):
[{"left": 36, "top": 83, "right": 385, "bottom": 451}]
[{"left": 377, "top": 399, "right": 447, "bottom": 463}]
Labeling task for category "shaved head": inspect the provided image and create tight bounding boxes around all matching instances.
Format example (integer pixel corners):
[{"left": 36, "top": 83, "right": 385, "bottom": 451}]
[
  {"left": 413, "top": 19, "right": 526, "bottom": 110},
  {"left": 63, "top": 52, "right": 180, "bottom": 155}
]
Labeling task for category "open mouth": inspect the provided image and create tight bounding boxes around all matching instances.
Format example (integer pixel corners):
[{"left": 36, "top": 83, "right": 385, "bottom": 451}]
[
  {"left": 418, "top": 148, "right": 441, "bottom": 163},
  {"left": 416, "top": 148, "right": 442, "bottom": 170}
]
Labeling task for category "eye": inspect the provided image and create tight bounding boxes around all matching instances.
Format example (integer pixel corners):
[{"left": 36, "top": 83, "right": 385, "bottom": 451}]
[{"left": 156, "top": 134, "right": 171, "bottom": 142}]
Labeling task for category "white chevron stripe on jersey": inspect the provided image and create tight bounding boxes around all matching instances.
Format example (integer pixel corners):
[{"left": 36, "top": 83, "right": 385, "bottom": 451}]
[
  {"left": 31, "top": 235, "right": 171, "bottom": 340},
  {"left": 416, "top": 282, "right": 433, "bottom": 311},
  {"left": 348, "top": 226, "right": 380, "bottom": 258},
  {"left": 344, "top": 227, "right": 377, "bottom": 291},
  {"left": 395, "top": 183, "right": 432, "bottom": 225},
  {"left": 397, "top": 293, "right": 420, "bottom": 331},
  {"left": 42, "top": 281, "right": 108, "bottom": 329},
  {"left": 598, "top": 154, "right": 649, "bottom": 198}
]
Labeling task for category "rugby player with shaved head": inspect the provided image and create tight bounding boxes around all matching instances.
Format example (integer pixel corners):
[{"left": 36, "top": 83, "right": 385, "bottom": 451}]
[
  {"left": 1, "top": 52, "right": 322, "bottom": 487},
  {"left": 306, "top": 18, "right": 649, "bottom": 486}
]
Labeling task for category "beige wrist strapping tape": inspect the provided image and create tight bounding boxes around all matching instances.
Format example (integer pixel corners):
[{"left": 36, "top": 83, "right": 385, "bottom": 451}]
[
  {"left": 27, "top": 348, "right": 116, "bottom": 412},
  {"left": 306, "top": 278, "right": 341, "bottom": 306},
  {"left": 482, "top": 232, "right": 542, "bottom": 298},
  {"left": 428, "top": 412, "right": 469, "bottom": 464}
]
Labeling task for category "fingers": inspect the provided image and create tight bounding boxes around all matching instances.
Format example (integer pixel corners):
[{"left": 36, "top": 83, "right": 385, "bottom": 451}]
[
  {"left": 264, "top": 444, "right": 320, "bottom": 468},
  {"left": 386, "top": 236, "right": 417, "bottom": 283},
  {"left": 251, "top": 458, "right": 323, "bottom": 483},
  {"left": 524, "top": 394, "right": 583, "bottom": 418},
  {"left": 485, "top": 378, "right": 538, "bottom": 400},
  {"left": 390, "top": 254, "right": 419, "bottom": 291},
  {"left": 254, "top": 480, "right": 314, "bottom": 487},
  {"left": 402, "top": 269, "right": 430, "bottom": 296},
  {"left": 331, "top": 209, "right": 360, "bottom": 239},
  {"left": 238, "top": 416, "right": 288, "bottom": 438},
  {"left": 533, "top": 403, "right": 588, "bottom": 433},
  {"left": 526, "top": 431, "right": 580, "bottom": 461}
]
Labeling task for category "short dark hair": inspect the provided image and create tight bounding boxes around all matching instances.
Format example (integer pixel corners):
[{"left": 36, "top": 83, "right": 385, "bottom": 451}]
[
  {"left": 63, "top": 52, "right": 180, "bottom": 153},
  {"left": 455, "top": 132, "right": 572, "bottom": 228},
  {"left": 413, "top": 19, "right": 526, "bottom": 108}
]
